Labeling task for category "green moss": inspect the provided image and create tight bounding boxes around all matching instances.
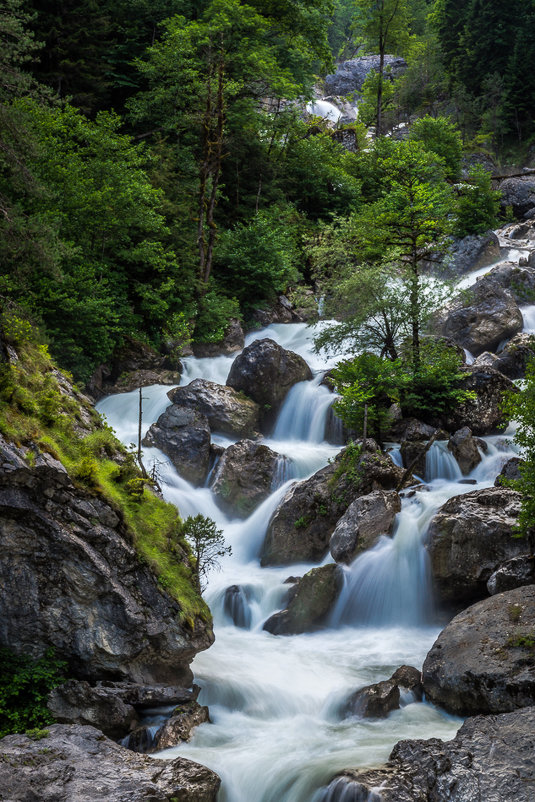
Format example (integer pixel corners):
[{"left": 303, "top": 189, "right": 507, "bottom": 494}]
[{"left": 0, "top": 322, "right": 210, "bottom": 626}]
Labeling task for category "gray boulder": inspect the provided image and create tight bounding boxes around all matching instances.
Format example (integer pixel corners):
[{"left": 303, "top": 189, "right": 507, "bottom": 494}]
[
  {"left": 329, "top": 490, "right": 401, "bottom": 564},
  {"left": 226, "top": 338, "right": 312, "bottom": 428},
  {"left": 0, "top": 435, "right": 213, "bottom": 685},
  {"left": 499, "top": 174, "right": 535, "bottom": 218},
  {"left": 0, "top": 724, "right": 220, "bottom": 801},
  {"left": 437, "top": 365, "right": 516, "bottom": 435},
  {"left": 423, "top": 585, "right": 535, "bottom": 715},
  {"left": 322, "top": 706, "right": 535, "bottom": 802},
  {"left": 263, "top": 564, "right": 342, "bottom": 635},
  {"left": 435, "top": 276, "right": 523, "bottom": 356},
  {"left": 478, "top": 262, "right": 535, "bottom": 304},
  {"left": 325, "top": 55, "right": 407, "bottom": 96},
  {"left": 447, "top": 426, "right": 482, "bottom": 474},
  {"left": 343, "top": 665, "right": 422, "bottom": 719},
  {"left": 152, "top": 701, "right": 209, "bottom": 752},
  {"left": 168, "top": 379, "right": 260, "bottom": 438},
  {"left": 441, "top": 231, "right": 501, "bottom": 276},
  {"left": 261, "top": 442, "right": 405, "bottom": 566},
  {"left": 487, "top": 555, "right": 535, "bottom": 594},
  {"left": 426, "top": 486, "right": 526, "bottom": 607},
  {"left": 495, "top": 456, "right": 523, "bottom": 486},
  {"left": 493, "top": 333, "right": 535, "bottom": 379},
  {"left": 143, "top": 405, "right": 211, "bottom": 485},
  {"left": 211, "top": 439, "right": 282, "bottom": 517}
]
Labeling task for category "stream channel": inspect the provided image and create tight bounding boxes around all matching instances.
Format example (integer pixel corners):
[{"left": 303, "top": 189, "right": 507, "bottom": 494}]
[{"left": 97, "top": 235, "right": 528, "bottom": 802}]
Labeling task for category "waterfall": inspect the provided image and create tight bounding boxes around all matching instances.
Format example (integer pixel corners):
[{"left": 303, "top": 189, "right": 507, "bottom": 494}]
[
  {"left": 273, "top": 375, "right": 334, "bottom": 443},
  {"left": 315, "top": 778, "right": 383, "bottom": 802},
  {"left": 522, "top": 304, "right": 535, "bottom": 333},
  {"left": 98, "top": 319, "right": 506, "bottom": 802}
]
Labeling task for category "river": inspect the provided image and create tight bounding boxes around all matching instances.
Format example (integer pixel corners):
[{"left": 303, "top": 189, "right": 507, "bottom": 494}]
[{"left": 96, "top": 236, "right": 527, "bottom": 802}]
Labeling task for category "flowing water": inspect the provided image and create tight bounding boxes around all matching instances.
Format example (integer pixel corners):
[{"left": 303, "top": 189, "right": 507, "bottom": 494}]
[{"left": 96, "top": 231, "right": 530, "bottom": 801}]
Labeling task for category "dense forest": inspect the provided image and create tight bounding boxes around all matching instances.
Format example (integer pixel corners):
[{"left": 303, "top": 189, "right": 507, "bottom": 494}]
[{"left": 1, "top": 0, "right": 532, "bottom": 383}]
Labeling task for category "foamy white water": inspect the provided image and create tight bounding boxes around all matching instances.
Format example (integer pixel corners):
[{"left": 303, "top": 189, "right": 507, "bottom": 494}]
[{"left": 95, "top": 317, "right": 518, "bottom": 802}]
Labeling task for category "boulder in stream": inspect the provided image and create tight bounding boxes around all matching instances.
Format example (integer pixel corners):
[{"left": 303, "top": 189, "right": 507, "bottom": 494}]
[
  {"left": 263, "top": 564, "right": 343, "bottom": 635},
  {"left": 167, "top": 379, "right": 260, "bottom": 439},
  {"left": 492, "top": 333, "right": 535, "bottom": 379},
  {"left": 329, "top": 490, "right": 401, "bottom": 564},
  {"left": 343, "top": 665, "right": 422, "bottom": 719},
  {"left": 0, "top": 724, "right": 220, "bottom": 801},
  {"left": 447, "top": 426, "right": 482, "bottom": 475},
  {"left": 322, "top": 705, "right": 535, "bottom": 802},
  {"left": 142, "top": 405, "right": 212, "bottom": 485},
  {"left": 261, "top": 442, "right": 406, "bottom": 566},
  {"left": 426, "top": 486, "right": 527, "bottom": 608},
  {"left": 423, "top": 585, "right": 535, "bottom": 715},
  {"left": 499, "top": 174, "right": 535, "bottom": 218},
  {"left": 226, "top": 338, "right": 312, "bottom": 429},
  {"left": 436, "top": 365, "right": 517, "bottom": 436},
  {"left": 210, "top": 439, "right": 283, "bottom": 518}
]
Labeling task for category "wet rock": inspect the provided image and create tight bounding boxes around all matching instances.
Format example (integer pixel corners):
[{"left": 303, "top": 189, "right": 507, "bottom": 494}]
[
  {"left": 495, "top": 456, "right": 523, "bottom": 486},
  {"left": 478, "top": 263, "right": 535, "bottom": 305},
  {"left": 442, "top": 231, "right": 501, "bottom": 276},
  {"left": 210, "top": 439, "right": 281, "bottom": 518},
  {"left": 0, "top": 435, "right": 213, "bottom": 684},
  {"left": 263, "top": 564, "right": 342, "bottom": 635},
  {"left": 226, "top": 338, "right": 312, "bottom": 428},
  {"left": 323, "top": 706, "right": 535, "bottom": 802},
  {"left": 437, "top": 365, "right": 517, "bottom": 435},
  {"left": 329, "top": 490, "right": 401, "bottom": 564},
  {"left": 487, "top": 555, "right": 535, "bottom": 594},
  {"left": 426, "top": 486, "right": 527, "bottom": 608},
  {"left": 143, "top": 405, "right": 211, "bottom": 486},
  {"left": 168, "top": 379, "right": 260, "bottom": 439},
  {"left": 499, "top": 174, "right": 535, "bottom": 218},
  {"left": 261, "top": 442, "right": 405, "bottom": 566},
  {"left": 153, "top": 701, "right": 210, "bottom": 751},
  {"left": 423, "top": 585, "right": 535, "bottom": 715},
  {"left": 192, "top": 318, "right": 244, "bottom": 358},
  {"left": 325, "top": 55, "right": 407, "bottom": 96},
  {"left": 47, "top": 680, "right": 139, "bottom": 738},
  {"left": 493, "top": 333, "right": 535, "bottom": 379},
  {"left": 447, "top": 426, "right": 482, "bottom": 475},
  {"left": 0, "top": 724, "right": 220, "bottom": 801},
  {"left": 88, "top": 336, "right": 181, "bottom": 400},
  {"left": 343, "top": 666, "right": 422, "bottom": 719},
  {"left": 248, "top": 296, "right": 296, "bottom": 327},
  {"left": 435, "top": 277, "right": 523, "bottom": 356}
]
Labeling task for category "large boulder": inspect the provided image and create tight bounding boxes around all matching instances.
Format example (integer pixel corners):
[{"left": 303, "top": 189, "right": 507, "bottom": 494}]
[
  {"left": 499, "top": 174, "right": 535, "bottom": 218},
  {"left": 192, "top": 318, "right": 244, "bottom": 358},
  {"left": 322, "top": 706, "right": 535, "bottom": 802},
  {"left": 495, "top": 456, "right": 523, "bottom": 486},
  {"left": 142, "top": 405, "right": 211, "bottom": 485},
  {"left": 261, "top": 442, "right": 405, "bottom": 566},
  {"left": 487, "top": 555, "right": 535, "bottom": 595},
  {"left": 343, "top": 665, "right": 422, "bottom": 719},
  {"left": 426, "top": 486, "right": 526, "bottom": 607},
  {"left": 435, "top": 277, "right": 523, "bottom": 356},
  {"left": 47, "top": 681, "right": 199, "bottom": 740},
  {"left": 263, "top": 564, "right": 343, "bottom": 635},
  {"left": 168, "top": 379, "right": 260, "bottom": 439},
  {"left": 0, "top": 436, "right": 213, "bottom": 685},
  {"left": 478, "top": 263, "right": 535, "bottom": 304},
  {"left": 436, "top": 365, "right": 516, "bottom": 435},
  {"left": 210, "top": 439, "right": 282, "bottom": 517},
  {"left": 226, "top": 338, "right": 312, "bottom": 428},
  {"left": 447, "top": 426, "right": 482, "bottom": 474},
  {"left": 329, "top": 490, "right": 401, "bottom": 564},
  {"left": 325, "top": 55, "right": 407, "bottom": 96},
  {"left": 151, "top": 700, "right": 209, "bottom": 752},
  {"left": 0, "top": 724, "right": 220, "bottom": 801},
  {"left": 423, "top": 586, "right": 535, "bottom": 715},
  {"left": 441, "top": 231, "right": 501, "bottom": 276},
  {"left": 493, "top": 333, "right": 535, "bottom": 379}
]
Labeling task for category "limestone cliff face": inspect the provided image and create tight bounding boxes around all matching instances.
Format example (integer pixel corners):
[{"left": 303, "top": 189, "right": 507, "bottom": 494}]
[{"left": 0, "top": 434, "right": 213, "bottom": 684}]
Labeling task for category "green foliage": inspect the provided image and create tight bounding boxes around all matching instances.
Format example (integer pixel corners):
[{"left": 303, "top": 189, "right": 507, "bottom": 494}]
[
  {"left": 194, "top": 291, "right": 241, "bottom": 344},
  {"left": 215, "top": 207, "right": 300, "bottom": 307},
  {"left": 0, "top": 648, "right": 67, "bottom": 737},
  {"left": 409, "top": 115, "right": 463, "bottom": 180},
  {"left": 453, "top": 165, "right": 501, "bottom": 237},
  {"left": 503, "top": 359, "right": 535, "bottom": 538},
  {"left": 180, "top": 514, "right": 231, "bottom": 591}
]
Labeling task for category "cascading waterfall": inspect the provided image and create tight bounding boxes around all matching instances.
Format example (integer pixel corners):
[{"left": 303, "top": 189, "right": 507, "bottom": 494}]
[
  {"left": 425, "top": 441, "right": 462, "bottom": 482},
  {"left": 97, "top": 299, "right": 521, "bottom": 801}
]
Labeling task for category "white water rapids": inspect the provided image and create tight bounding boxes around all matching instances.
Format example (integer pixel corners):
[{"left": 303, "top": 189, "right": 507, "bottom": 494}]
[{"left": 96, "top": 239, "right": 528, "bottom": 802}]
